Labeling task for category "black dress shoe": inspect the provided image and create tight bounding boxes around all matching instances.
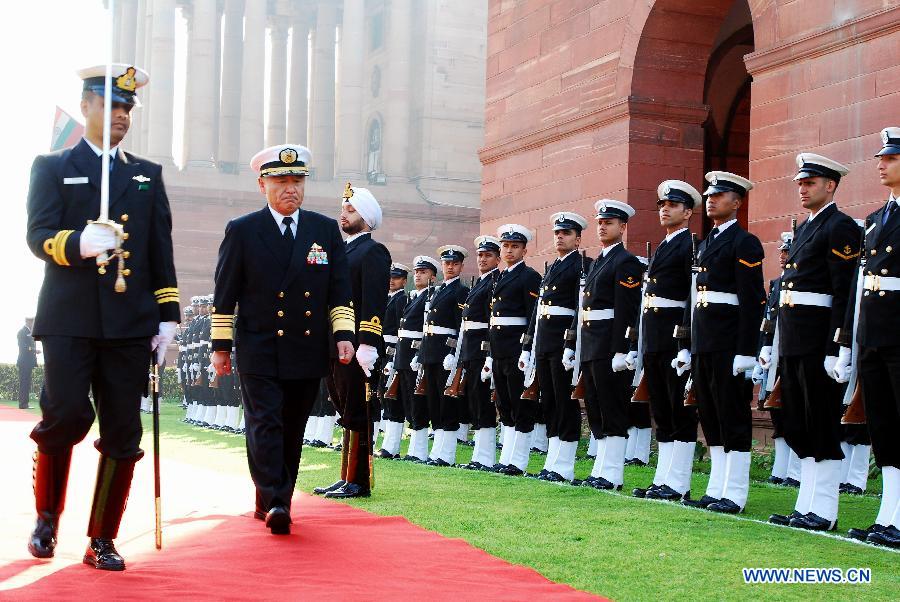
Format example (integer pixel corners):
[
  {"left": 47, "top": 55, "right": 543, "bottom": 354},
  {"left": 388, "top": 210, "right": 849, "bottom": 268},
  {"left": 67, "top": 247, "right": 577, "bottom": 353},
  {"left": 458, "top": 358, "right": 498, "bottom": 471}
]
[
  {"left": 253, "top": 509, "right": 266, "bottom": 521},
  {"left": 374, "top": 449, "right": 396, "bottom": 459},
  {"left": 499, "top": 465, "right": 524, "bottom": 476},
  {"left": 768, "top": 511, "right": 803, "bottom": 526},
  {"left": 83, "top": 538, "right": 125, "bottom": 570},
  {"left": 708, "top": 498, "right": 743, "bottom": 514},
  {"left": 848, "top": 524, "right": 885, "bottom": 541},
  {"left": 632, "top": 484, "right": 660, "bottom": 498},
  {"left": 526, "top": 469, "right": 549, "bottom": 479},
  {"left": 767, "top": 476, "right": 784, "bottom": 485},
  {"left": 27, "top": 517, "right": 59, "bottom": 559},
  {"left": 866, "top": 525, "right": 900, "bottom": 548},
  {"left": 265, "top": 506, "right": 291, "bottom": 535},
  {"left": 426, "top": 458, "right": 451, "bottom": 467},
  {"left": 790, "top": 512, "right": 835, "bottom": 531},
  {"left": 682, "top": 495, "right": 720, "bottom": 509},
  {"left": 308, "top": 440, "right": 327, "bottom": 448},
  {"left": 401, "top": 455, "right": 426, "bottom": 463},
  {"left": 489, "top": 463, "right": 507, "bottom": 473},
  {"left": 325, "top": 482, "right": 371, "bottom": 499},
  {"left": 530, "top": 448, "right": 547, "bottom": 455},
  {"left": 782, "top": 477, "right": 800, "bottom": 488},
  {"left": 459, "top": 461, "right": 484, "bottom": 471},
  {"left": 840, "top": 483, "right": 864, "bottom": 495},
  {"left": 624, "top": 458, "right": 647, "bottom": 467},
  {"left": 647, "top": 484, "right": 685, "bottom": 501},
  {"left": 313, "top": 480, "right": 345, "bottom": 495},
  {"left": 539, "top": 471, "right": 567, "bottom": 483},
  {"left": 590, "top": 477, "right": 621, "bottom": 491}
]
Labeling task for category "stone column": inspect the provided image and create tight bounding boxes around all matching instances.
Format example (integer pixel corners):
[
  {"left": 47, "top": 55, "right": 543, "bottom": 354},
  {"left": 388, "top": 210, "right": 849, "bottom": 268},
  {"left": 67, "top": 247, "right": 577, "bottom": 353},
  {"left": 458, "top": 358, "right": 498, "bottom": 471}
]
[
  {"left": 287, "top": 16, "right": 310, "bottom": 145},
  {"left": 118, "top": 0, "right": 138, "bottom": 64},
  {"left": 218, "top": 0, "right": 243, "bottom": 173},
  {"left": 336, "top": 0, "right": 365, "bottom": 179},
  {"left": 309, "top": 3, "right": 338, "bottom": 180},
  {"left": 185, "top": 0, "right": 218, "bottom": 169},
  {"left": 266, "top": 21, "right": 289, "bottom": 147},
  {"left": 238, "top": 0, "right": 267, "bottom": 170},
  {"left": 123, "top": 0, "right": 143, "bottom": 152},
  {"left": 383, "top": 0, "right": 412, "bottom": 178},
  {"left": 138, "top": 0, "right": 154, "bottom": 155},
  {"left": 146, "top": 0, "right": 176, "bottom": 166}
]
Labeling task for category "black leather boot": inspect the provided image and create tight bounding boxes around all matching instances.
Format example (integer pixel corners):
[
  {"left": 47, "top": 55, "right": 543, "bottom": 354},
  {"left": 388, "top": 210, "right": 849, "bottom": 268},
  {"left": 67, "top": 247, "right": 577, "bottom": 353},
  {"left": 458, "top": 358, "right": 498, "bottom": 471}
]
[
  {"left": 325, "top": 429, "right": 372, "bottom": 498},
  {"left": 28, "top": 448, "right": 72, "bottom": 559}
]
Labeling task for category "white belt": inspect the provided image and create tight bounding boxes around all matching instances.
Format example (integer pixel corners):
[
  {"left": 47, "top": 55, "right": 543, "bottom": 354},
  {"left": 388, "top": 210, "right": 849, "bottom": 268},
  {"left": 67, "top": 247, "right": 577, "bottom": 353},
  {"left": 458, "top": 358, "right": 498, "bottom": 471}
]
[
  {"left": 425, "top": 325, "right": 458, "bottom": 336},
  {"left": 643, "top": 295, "right": 687, "bottom": 309},
  {"left": 398, "top": 329, "right": 423, "bottom": 340},
  {"left": 538, "top": 304, "right": 576, "bottom": 317},
  {"left": 383, "top": 335, "right": 399, "bottom": 344},
  {"left": 863, "top": 274, "right": 900, "bottom": 292},
  {"left": 696, "top": 290, "right": 739, "bottom": 306},
  {"left": 582, "top": 309, "right": 614, "bottom": 322},
  {"left": 489, "top": 316, "right": 528, "bottom": 327},
  {"left": 779, "top": 290, "right": 833, "bottom": 308},
  {"left": 463, "top": 320, "right": 489, "bottom": 331}
]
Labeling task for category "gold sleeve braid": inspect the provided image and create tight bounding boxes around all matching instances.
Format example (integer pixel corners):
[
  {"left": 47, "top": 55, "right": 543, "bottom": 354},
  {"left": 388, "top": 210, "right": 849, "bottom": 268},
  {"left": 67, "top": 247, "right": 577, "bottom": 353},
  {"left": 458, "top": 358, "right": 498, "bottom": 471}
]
[
  {"left": 154, "top": 287, "right": 180, "bottom": 305},
  {"left": 42, "top": 230, "right": 75, "bottom": 266},
  {"left": 359, "top": 315, "right": 382, "bottom": 336},
  {"left": 330, "top": 306, "right": 356, "bottom": 333},
  {"left": 211, "top": 313, "right": 235, "bottom": 340}
]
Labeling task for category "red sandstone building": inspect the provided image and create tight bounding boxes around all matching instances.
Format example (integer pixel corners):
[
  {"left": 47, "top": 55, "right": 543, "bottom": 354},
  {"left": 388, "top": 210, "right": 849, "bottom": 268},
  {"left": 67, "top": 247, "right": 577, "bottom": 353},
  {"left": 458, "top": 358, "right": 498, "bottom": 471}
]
[{"left": 479, "top": 0, "right": 899, "bottom": 281}]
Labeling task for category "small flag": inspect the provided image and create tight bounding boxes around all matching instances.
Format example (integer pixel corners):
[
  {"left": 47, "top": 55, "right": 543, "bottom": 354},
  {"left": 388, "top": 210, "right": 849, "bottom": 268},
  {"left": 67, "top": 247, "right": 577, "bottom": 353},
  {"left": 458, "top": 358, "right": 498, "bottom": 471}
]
[{"left": 50, "top": 107, "right": 84, "bottom": 151}]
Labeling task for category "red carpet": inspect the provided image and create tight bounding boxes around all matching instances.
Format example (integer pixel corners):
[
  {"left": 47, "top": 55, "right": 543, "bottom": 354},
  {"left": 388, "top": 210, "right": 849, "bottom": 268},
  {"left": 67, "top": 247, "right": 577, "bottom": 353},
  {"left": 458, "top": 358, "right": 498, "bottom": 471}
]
[{"left": 0, "top": 406, "right": 598, "bottom": 600}]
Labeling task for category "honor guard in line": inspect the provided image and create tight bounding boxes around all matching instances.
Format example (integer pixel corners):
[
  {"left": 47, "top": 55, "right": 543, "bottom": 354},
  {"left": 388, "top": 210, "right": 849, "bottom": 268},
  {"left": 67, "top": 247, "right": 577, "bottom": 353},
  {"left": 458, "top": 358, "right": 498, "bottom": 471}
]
[
  {"left": 212, "top": 144, "right": 355, "bottom": 535},
  {"left": 763, "top": 154, "right": 859, "bottom": 532},
  {"left": 395, "top": 256, "right": 438, "bottom": 462},
  {"left": 316, "top": 184, "right": 391, "bottom": 499},
  {"left": 520, "top": 213, "right": 589, "bottom": 482},
  {"left": 678, "top": 172, "right": 765, "bottom": 514},
  {"left": 177, "top": 305, "right": 193, "bottom": 409},
  {"left": 303, "top": 381, "right": 335, "bottom": 447},
  {"left": 834, "top": 127, "right": 900, "bottom": 548},
  {"left": 419, "top": 246, "right": 469, "bottom": 467},
  {"left": 17, "top": 318, "right": 38, "bottom": 409},
  {"left": 375, "top": 263, "right": 410, "bottom": 458},
  {"left": 184, "top": 296, "right": 204, "bottom": 423},
  {"left": 630, "top": 181, "right": 701, "bottom": 501},
  {"left": 457, "top": 236, "right": 501, "bottom": 470},
  {"left": 485, "top": 225, "right": 542, "bottom": 476},
  {"left": 564, "top": 200, "right": 644, "bottom": 490},
  {"left": 26, "top": 64, "right": 179, "bottom": 569},
  {"left": 196, "top": 296, "right": 215, "bottom": 426}
]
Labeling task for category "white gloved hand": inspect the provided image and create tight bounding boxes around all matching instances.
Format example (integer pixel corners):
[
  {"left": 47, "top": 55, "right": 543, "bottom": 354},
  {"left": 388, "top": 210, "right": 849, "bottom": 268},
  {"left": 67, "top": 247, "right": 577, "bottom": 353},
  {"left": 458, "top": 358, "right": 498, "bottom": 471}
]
[
  {"left": 751, "top": 363, "right": 765, "bottom": 385},
  {"left": 758, "top": 345, "right": 773, "bottom": 370},
  {"left": 823, "top": 355, "right": 838, "bottom": 377},
  {"left": 562, "top": 348, "right": 576, "bottom": 371},
  {"left": 611, "top": 352, "right": 629, "bottom": 372},
  {"left": 480, "top": 356, "right": 493, "bottom": 382},
  {"left": 356, "top": 343, "right": 379, "bottom": 377},
  {"left": 443, "top": 353, "right": 457, "bottom": 372},
  {"left": 382, "top": 361, "right": 394, "bottom": 376},
  {"left": 732, "top": 355, "right": 757, "bottom": 376},
  {"left": 831, "top": 346, "right": 852, "bottom": 383},
  {"left": 409, "top": 355, "right": 421, "bottom": 372},
  {"left": 207, "top": 363, "right": 216, "bottom": 379},
  {"left": 671, "top": 349, "right": 691, "bottom": 375},
  {"left": 79, "top": 222, "right": 118, "bottom": 258},
  {"left": 150, "top": 321, "right": 177, "bottom": 366},
  {"left": 518, "top": 350, "right": 531, "bottom": 372},
  {"left": 624, "top": 350, "right": 638, "bottom": 371}
]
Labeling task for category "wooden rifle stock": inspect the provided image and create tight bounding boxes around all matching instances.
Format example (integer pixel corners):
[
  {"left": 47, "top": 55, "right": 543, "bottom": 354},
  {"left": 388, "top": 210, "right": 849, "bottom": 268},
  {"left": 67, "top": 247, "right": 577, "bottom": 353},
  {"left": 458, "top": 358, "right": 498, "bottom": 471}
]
[
  {"left": 521, "top": 379, "right": 539, "bottom": 401},
  {"left": 444, "top": 366, "right": 466, "bottom": 397},
  {"left": 841, "top": 381, "right": 865, "bottom": 425},
  {"left": 414, "top": 370, "right": 427, "bottom": 396},
  {"left": 631, "top": 373, "right": 650, "bottom": 403},
  {"left": 571, "top": 373, "right": 585, "bottom": 401},
  {"left": 385, "top": 373, "right": 400, "bottom": 400},
  {"left": 762, "top": 377, "right": 782, "bottom": 409},
  {"left": 683, "top": 379, "right": 696, "bottom": 407}
]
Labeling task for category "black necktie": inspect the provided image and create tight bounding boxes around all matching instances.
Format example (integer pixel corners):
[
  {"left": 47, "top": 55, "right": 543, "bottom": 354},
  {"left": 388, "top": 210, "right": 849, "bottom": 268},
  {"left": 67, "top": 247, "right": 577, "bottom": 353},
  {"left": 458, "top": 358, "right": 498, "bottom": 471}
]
[
  {"left": 282, "top": 216, "right": 294, "bottom": 242},
  {"left": 710, "top": 227, "right": 720, "bottom": 238},
  {"left": 883, "top": 200, "right": 897, "bottom": 226}
]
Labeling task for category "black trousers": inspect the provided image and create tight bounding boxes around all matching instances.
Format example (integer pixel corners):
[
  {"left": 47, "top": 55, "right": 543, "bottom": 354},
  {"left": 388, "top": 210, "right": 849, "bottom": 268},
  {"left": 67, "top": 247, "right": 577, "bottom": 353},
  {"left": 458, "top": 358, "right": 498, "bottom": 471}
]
[
  {"left": 494, "top": 356, "right": 536, "bottom": 433},
  {"left": 240, "top": 374, "right": 317, "bottom": 510},
  {"left": 628, "top": 398, "right": 652, "bottom": 429},
  {"left": 583, "top": 356, "right": 631, "bottom": 438},
  {"left": 537, "top": 353, "right": 581, "bottom": 441},
  {"left": 780, "top": 354, "right": 843, "bottom": 461},
  {"left": 424, "top": 363, "right": 456, "bottom": 430},
  {"left": 769, "top": 408, "right": 785, "bottom": 439},
  {"left": 464, "top": 358, "right": 497, "bottom": 429},
  {"left": 644, "top": 350, "right": 697, "bottom": 442},
  {"left": 841, "top": 423, "right": 870, "bottom": 445},
  {"left": 859, "top": 345, "right": 900, "bottom": 468},
  {"left": 18, "top": 365, "right": 33, "bottom": 408},
  {"left": 30, "top": 335, "right": 150, "bottom": 458},
  {"left": 327, "top": 359, "right": 372, "bottom": 433},
  {"left": 402, "top": 369, "right": 430, "bottom": 430},
  {"left": 693, "top": 353, "right": 752, "bottom": 452}
]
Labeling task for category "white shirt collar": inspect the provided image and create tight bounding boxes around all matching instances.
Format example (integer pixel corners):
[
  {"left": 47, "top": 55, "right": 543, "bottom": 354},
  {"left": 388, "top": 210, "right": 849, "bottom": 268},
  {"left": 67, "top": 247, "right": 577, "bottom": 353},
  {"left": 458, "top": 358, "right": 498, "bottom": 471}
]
[
  {"left": 713, "top": 219, "right": 737, "bottom": 236},
  {"left": 504, "top": 259, "right": 525, "bottom": 272},
  {"left": 389, "top": 289, "right": 403, "bottom": 298},
  {"left": 83, "top": 137, "right": 119, "bottom": 160},
  {"left": 664, "top": 227, "right": 688, "bottom": 244},
  {"left": 344, "top": 231, "right": 370, "bottom": 244},
  {"left": 480, "top": 267, "right": 499, "bottom": 280},
  {"left": 441, "top": 276, "right": 460, "bottom": 286},
  {"left": 268, "top": 205, "right": 299, "bottom": 234},
  {"left": 807, "top": 201, "right": 835, "bottom": 223},
  {"left": 601, "top": 241, "right": 621, "bottom": 257},
  {"left": 558, "top": 249, "right": 578, "bottom": 262}
]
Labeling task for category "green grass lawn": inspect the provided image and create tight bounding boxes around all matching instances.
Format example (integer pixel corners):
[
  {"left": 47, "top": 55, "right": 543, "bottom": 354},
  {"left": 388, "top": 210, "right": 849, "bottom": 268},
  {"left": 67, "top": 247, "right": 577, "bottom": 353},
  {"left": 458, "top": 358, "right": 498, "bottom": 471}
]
[{"left": 6, "top": 399, "right": 898, "bottom": 600}]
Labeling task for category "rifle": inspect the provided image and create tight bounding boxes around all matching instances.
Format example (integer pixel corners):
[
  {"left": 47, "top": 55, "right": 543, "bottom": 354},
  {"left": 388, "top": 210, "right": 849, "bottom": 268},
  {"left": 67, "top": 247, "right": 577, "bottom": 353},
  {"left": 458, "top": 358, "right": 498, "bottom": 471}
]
[
  {"left": 444, "top": 366, "right": 467, "bottom": 398},
  {"left": 839, "top": 218, "right": 873, "bottom": 424},
  {"left": 385, "top": 372, "right": 401, "bottom": 399},
  {"left": 762, "top": 376, "right": 782, "bottom": 409},
  {"left": 413, "top": 281, "right": 436, "bottom": 397},
  {"left": 763, "top": 218, "right": 796, "bottom": 396},
  {"left": 569, "top": 251, "right": 588, "bottom": 397},
  {"left": 679, "top": 234, "right": 701, "bottom": 406},
  {"left": 683, "top": 376, "right": 696, "bottom": 407},
  {"left": 841, "top": 382, "right": 865, "bottom": 425},
  {"left": 629, "top": 241, "right": 652, "bottom": 403},
  {"left": 521, "top": 261, "right": 550, "bottom": 400}
]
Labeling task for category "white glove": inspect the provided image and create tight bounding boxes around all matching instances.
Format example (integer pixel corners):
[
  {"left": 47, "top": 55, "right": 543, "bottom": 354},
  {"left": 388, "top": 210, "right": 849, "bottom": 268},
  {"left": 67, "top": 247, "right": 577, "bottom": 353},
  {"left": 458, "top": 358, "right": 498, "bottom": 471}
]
[
  {"left": 382, "top": 361, "right": 394, "bottom": 376},
  {"left": 751, "top": 363, "right": 765, "bottom": 385},
  {"left": 79, "top": 222, "right": 118, "bottom": 258},
  {"left": 480, "top": 356, "right": 493, "bottom": 382},
  {"left": 206, "top": 363, "right": 216, "bottom": 379},
  {"left": 671, "top": 349, "right": 691, "bottom": 375},
  {"left": 518, "top": 350, "right": 531, "bottom": 372},
  {"left": 443, "top": 353, "right": 457, "bottom": 372},
  {"left": 823, "top": 355, "right": 838, "bottom": 377},
  {"left": 732, "top": 355, "right": 757, "bottom": 376},
  {"left": 758, "top": 345, "right": 773, "bottom": 370},
  {"left": 409, "top": 355, "right": 421, "bottom": 372},
  {"left": 611, "top": 352, "right": 629, "bottom": 372},
  {"left": 624, "top": 350, "right": 638, "bottom": 371},
  {"left": 150, "top": 321, "right": 177, "bottom": 366},
  {"left": 562, "top": 348, "right": 576, "bottom": 371},
  {"left": 356, "top": 343, "right": 379, "bottom": 377},
  {"left": 831, "top": 346, "right": 852, "bottom": 383}
]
